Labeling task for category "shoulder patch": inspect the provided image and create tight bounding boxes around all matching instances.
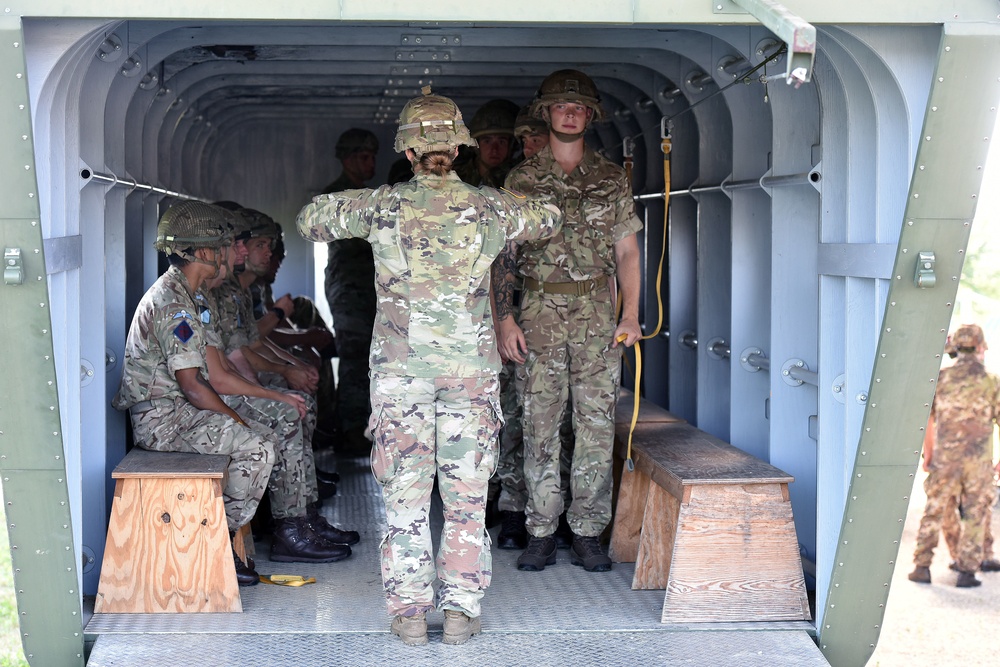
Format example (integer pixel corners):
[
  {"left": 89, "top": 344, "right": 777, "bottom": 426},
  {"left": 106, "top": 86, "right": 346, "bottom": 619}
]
[
  {"left": 173, "top": 320, "right": 194, "bottom": 343},
  {"left": 499, "top": 187, "right": 527, "bottom": 199}
]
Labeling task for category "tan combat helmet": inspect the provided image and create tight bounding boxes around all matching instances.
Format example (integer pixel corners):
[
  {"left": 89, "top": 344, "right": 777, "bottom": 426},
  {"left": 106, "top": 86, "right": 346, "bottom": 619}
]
[
  {"left": 530, "top": 68, "right": 604, "bottom": 122},
  {"left": 951, "top": 323, "right": 986, "bottom": 350},
  {"left": 394, "top": 87, "right": 477, "bottom": 154},
  {"left": 336, "top": 128, "right": 379, "bottom": 160},
  {"left": 155, "top": 201, "right": 233, "bottom": 258},
  {"left": 468, "top": 99, "right": 519, "bottom": 139},
  {"left": 514, "top": 104, "right": 548, "bottom": 140}
]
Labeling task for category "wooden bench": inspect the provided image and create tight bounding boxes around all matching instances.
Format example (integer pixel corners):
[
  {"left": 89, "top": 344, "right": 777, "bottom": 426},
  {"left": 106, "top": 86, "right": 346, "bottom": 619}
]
[
  {"left": 95, "top": 448, "right": 244, "bottom": 613},
  {"left": 610, "top": 403, "right": 811, "bottom": 624}
]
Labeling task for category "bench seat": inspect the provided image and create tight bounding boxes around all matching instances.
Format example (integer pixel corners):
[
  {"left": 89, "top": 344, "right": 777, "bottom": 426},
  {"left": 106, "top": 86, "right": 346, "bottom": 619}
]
[
  {"left": 95, "top": 448, "right": 243, "bottom": 613},
  {"left": 611, "top": 411, "right": 811, "bottom": 624}
]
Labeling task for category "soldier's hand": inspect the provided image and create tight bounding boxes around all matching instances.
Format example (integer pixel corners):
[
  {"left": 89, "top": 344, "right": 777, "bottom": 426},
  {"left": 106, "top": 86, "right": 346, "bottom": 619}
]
[
  {"left": 284, "top": 366, "right": 318, "bottom": 394},
  {"left": 612, "top": 317, "right": 642, "bottom": 348},
  {"left": 496, "top": 319, "right": 527, "bottom": 364},
  {"left": 279, "top": 391, "right": 308, "bottom": 420}
]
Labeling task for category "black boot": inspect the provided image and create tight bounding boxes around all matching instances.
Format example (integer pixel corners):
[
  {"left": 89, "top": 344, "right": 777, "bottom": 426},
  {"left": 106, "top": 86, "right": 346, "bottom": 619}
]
[
  {"left": 271, "top": 516, "right": 352, "bottom": 563},
  {"left": 497, "top": 511, "right": 528, "bottom": 550},
  {"left": 306, "top": 503, "right": 360, "bottom": 545},
  {"left": 233, "top": 547, "right": 260, "bottom": 586}
]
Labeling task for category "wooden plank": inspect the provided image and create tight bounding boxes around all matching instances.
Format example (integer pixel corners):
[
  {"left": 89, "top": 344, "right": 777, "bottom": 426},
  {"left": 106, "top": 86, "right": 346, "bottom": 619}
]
[
  {"left": 632, "top": 483, "right": 680, "bottom": 590},
  {"left": 662, "top": 483, "right": 811, "bottom": 623},
  {"left": 95, "top": 476, "right": 241, "bottom": 613},
  {"left": 615, "top": 389, "right": 685, "bottom": 426},
  {"left": 609, "top": 467, "right": 650, "bottom": 562},
  {"left": 112, "top": 448, "right": 229, "bottom": 479}
]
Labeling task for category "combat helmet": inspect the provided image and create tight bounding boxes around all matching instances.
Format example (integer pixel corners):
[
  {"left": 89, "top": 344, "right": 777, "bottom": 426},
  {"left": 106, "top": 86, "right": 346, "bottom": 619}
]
[
  {"left": 514, "top": 105, "right": 548, "bottom": 139},
  {"left": 239, "top": 208, "right": 280, "bottom": 241},
  {"left": 530, "top": 69, "right": 604, "bottom": 122},
  {"left": 336, "top": 128, "right": 379, "bottom": 160},
  {"left": 468, "top": 99, "right": 519, "bottom": 139},
  {"left": 155, "top": 201, "right": 233, "bottom": 257},
  {"left": 394, "top": 87, "right": 477, "bottom": 154},
  {"left": 951, "top": 323, "right": 986, "bottom": 350}
]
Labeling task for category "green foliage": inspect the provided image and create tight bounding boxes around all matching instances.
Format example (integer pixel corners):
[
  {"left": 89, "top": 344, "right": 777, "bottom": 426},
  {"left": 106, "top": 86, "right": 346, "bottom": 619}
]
[{"left": 0, "top": 486, "right": 28, "bottom": 667}]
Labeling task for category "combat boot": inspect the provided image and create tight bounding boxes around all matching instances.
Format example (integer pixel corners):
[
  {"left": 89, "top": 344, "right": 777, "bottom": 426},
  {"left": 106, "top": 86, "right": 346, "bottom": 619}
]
[
  {"left": 955, "top": 571, "right": 982, "bottom": 588},
  {"left": 907, "top": 566, "right": 931, "bottom": 584},
  {"left": 390, "top": 612, "right": 428, "bottom": 646},
  {"left": 306, "top": 502, "right": 360, "bottom": 545},
  {"left": 497, "top": 511, "right": 528, "bottom": 550},
  {"left": 271, "top": 516, "right": 352, "bottom": 563},
  {"left": 232, "top": 547, "right": 259, "bottom": 587},
  {"left": 442, "top": 610, "right": 481, "bottom": 645},
  {"left": 570, "top": 535, "right": 612, "bottom": 572},
  {"left": 980, "top": 558, "right": 1000, "bottom": 572},
  {"left": 516, "top": 536, "right": 557, "bottom": 571}
]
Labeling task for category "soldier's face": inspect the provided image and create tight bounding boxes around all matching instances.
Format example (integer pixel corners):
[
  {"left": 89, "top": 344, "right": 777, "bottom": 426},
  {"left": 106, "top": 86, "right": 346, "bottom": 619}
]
[
  {"left": 229, "top": 239, "right": 249, "bottom": 271},
  {"left": 342, "top": 150, "right": 377, "bottom": 184},
  {"left": 245, "top": 236, "right": 273, "bottom": 276},
  {"left": 477, "top": 134, "right": 512, "bottom": 169},
  {"left": 548, "top": 103, "right": 592, "bottom": 136},
  {"left": 521, "top": 133, "right": 549, "bottom": 159}
]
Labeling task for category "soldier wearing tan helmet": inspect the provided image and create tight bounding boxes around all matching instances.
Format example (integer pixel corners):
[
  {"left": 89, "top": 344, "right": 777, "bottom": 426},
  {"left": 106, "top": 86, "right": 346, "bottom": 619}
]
[
  {"left": 321, "top": 128, "right": 381, "bottom": 454},
  {"left": 492, "top": 68, "right": 642, "bottom": 574},
  {"left": 909, "top": 323, "right": 1000, "bottom": 587},
  {"left": 454, "top": 98, "right": 519, "bottom": 187},
  {"left": 514, "top": 105, "right": 549, "bottom": 160},
  {"left": 297, "top": 88, "right": 562, "bottom": 646}
]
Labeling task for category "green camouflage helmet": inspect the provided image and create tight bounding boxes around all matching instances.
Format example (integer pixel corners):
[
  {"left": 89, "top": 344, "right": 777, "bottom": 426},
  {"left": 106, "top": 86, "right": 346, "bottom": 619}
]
[
  {"left": 529, "top": 69, "right": 604, "bottom": 122},
  {"left": 239, "top": 207, "right": 280, "bottom": 239},
  {"left": 951, "top": 323, "right": 986, "bottom": 349},
  {"left": 336, "top": 128, "right": 379, "bottom": 160},
  {"left": 155, "top": 201, "right": 233, "bottom": 255},
  {"left": 514, "top": 104, "right": 548, "bottom": 139},
  {"left": 394, "top": 88, "right": 477, "bottom": 154},
  {"left": 468, "top": 99, "right": 519, "bottom": 139}
]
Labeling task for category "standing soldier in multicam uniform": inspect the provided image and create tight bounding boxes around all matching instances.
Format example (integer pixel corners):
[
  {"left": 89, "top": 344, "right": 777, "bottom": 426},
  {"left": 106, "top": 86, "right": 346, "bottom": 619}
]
[
  {"left": 493, "top": 69, "right": 643, "bottom": 574},
  {"left": 322, "top": 128, "right": 381, "bottom": 454},
  {"left": 208, "top": 208, "right": 360, "bottom": 548},
  {"left": 297, "top": 89, "right": 562, "bottom": 646},
  {"left": 454, "top": 98, "right": 519, "bottom": 187},
  {"left": 908, "top": 323, "right": 1000, "bottom": 588}
]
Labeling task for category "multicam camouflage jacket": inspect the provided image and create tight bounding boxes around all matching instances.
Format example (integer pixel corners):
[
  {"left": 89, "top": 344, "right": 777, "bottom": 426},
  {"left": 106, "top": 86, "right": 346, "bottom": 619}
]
[
  {"left": 210, "top": 274, "right": 260, "bottom": 355},
  {"left": 504, "top": 144, "right": 642, "bottom": 282},
  {"left": 932, "top": 353, "right": 1000, "bottom": 464},
  {"left": 113, "top": 265, "right": 214, "bottom": 410},
  {"left": 296, "top": 170, "right": 562, "bottom": 378}
]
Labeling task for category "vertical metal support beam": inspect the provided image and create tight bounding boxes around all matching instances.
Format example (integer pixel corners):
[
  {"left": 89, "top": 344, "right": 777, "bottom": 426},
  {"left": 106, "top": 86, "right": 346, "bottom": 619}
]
[
  {"left": 731, "top": 0, "right": 816, "bottom": 83},
  {"left": 0, "top": 17, "right": 85, "bottom": 667},
  {"left": 820, "top": 23, "right": 1000, "bottom": 667}
]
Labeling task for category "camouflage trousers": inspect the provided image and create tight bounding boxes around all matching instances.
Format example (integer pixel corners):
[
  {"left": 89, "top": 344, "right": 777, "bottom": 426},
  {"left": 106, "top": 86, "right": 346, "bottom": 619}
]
[
  {"left": 333, "top": 324, "right": 374, "bottom": 435},
  {"left": 516, "top": 288, "right": 621, "bottom": 538},
  {"left": 130, "top": 397, "right": 275, "bottom": 533},
  {"left": 369, "top": 372, "right": 500, "bottom": 618},
  {"left": 913, "top": 459, "right": 994, "bottom": 572},
  {"left": 259, "top": 372, "right": 319, "bottom": 448},
  {"left": 291, "top": 295, "right": 336, "bottom": 424},
  {"left": 941, "top": 477, "right": 995, "bottom": 561},
  {"left": 227, "top": 394, "right": 318, "bottom": 519},
  {"left": 495, "top": 357, "right": 575, "bottom": 513}
]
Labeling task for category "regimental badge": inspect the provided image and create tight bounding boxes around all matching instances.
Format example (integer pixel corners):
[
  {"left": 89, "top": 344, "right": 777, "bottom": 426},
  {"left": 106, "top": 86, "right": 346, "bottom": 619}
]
[{"left": 173, "top": 320, "right": 194, "bottom": 343}]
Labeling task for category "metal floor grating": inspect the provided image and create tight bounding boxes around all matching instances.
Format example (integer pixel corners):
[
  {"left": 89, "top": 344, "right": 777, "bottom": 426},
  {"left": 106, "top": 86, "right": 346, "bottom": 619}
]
[{"left": 85, "top": 455, "right": 826, "bottom": 665}]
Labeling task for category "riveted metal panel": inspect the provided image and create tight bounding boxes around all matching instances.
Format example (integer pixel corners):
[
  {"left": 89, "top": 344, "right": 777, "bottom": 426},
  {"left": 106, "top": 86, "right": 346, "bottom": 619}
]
[
  {"left": 820, "top": 23, "right": 1000, "bottom": 667},
  {"left": 0, "top": 17, "right": 84, "bottom": 667}
]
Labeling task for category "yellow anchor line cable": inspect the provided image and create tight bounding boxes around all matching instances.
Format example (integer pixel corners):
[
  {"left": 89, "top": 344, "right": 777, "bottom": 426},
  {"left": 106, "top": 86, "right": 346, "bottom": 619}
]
[{"left": 620, "top": 130, "right": 671, "bottom": 472}]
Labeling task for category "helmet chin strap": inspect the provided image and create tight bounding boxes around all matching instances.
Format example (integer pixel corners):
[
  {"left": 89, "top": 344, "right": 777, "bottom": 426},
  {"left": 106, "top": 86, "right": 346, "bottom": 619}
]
[{"left": 551, "top": 129, "right": 584, "bottom": 143}]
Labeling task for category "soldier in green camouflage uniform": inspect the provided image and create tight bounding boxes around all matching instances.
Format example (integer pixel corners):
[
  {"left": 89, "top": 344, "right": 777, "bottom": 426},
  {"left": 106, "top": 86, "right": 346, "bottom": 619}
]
[
  {"left": 209, "top": 210, "right": 359, "bottom": 549},
  {"left": 322, "top": 129, "right": 381, "bottom": 453},
  {"left": 454, "top": 98, "right": 519, "bottom": 188},
  {"left": 909, "top": 323, "right": 1000, "bottom": 588},
  {"left": 297, "top": 89, "right": 562, "bottom": 646},
  {"left": 493, "top": 69, "right": 643, "bottom": 574}
]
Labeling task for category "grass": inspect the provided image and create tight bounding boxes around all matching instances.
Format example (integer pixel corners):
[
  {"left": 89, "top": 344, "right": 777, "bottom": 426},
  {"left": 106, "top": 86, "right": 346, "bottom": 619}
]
[{"left": 0, "top": 483, "right": 28, "bottom": 667}]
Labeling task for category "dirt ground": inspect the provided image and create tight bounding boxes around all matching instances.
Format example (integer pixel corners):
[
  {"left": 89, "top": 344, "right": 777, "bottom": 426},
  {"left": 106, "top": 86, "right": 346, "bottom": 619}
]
[{"left": 865, "top": 471, "right": 999, "bottom": 667}]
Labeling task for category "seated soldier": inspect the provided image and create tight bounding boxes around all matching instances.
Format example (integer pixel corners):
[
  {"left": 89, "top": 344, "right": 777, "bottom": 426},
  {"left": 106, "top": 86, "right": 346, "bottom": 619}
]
[
  {"left": 208, "top": 207, "right": 357, "bottom": 544},
  {"left": 113, "top": 202, "right": 351, "bottom": 587}
]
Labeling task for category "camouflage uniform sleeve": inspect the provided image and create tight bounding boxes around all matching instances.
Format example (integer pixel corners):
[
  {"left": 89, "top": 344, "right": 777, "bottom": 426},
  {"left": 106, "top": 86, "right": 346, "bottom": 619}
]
[
  {"left": 609, "top": 168, "right": 643, "bottom": 243},
  {"left": 153, "top": 301, "right": 208, "bottom": 376},
  {"left": 485, "top": 187, "right": 563, "bottom": 244},
  {"left": 296, "top": 186, "right": 385, "bottom": 243}
]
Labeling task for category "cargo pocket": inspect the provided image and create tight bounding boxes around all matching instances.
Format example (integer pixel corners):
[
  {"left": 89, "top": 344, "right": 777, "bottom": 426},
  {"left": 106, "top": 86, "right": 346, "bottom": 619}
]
[
  {"left": 475, "top": 395, "right": 502, "bottom": 479},
  {"left": 369, "top": 406, "right": 400, "bottom": 486}
]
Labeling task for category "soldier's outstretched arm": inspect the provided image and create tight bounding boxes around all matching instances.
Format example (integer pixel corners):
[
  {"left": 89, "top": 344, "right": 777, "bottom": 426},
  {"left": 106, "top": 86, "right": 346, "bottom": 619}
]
[
  {"left": 295, "top": 188, "right": 379, "bottom": 244},
  {"left": 175, "top": 367, "right": 247, "bottom": 426}
]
